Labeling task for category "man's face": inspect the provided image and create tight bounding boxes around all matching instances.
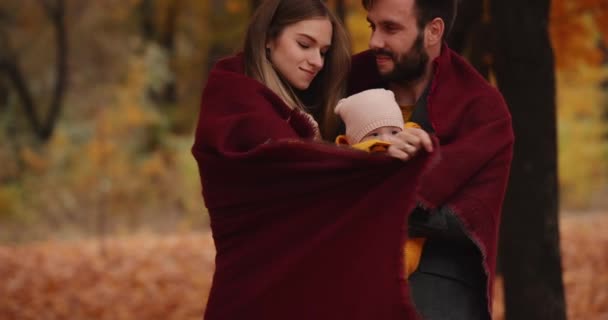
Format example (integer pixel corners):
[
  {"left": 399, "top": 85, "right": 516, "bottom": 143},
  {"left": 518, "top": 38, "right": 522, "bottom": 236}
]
[{"left": 366, "top": 0, "right": 429, "bottom": 84}]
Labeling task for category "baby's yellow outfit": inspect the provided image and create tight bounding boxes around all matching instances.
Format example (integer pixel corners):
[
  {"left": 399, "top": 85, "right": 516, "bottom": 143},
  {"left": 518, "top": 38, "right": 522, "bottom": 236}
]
[{"left": 335, "top": 120, "right": 426, "bottom": 278}]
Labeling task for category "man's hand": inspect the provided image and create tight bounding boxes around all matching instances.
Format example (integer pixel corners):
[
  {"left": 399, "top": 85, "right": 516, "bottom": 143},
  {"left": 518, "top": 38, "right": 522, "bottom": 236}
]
[{"left": 386, "top": 127, "right": 433, "bottom": 161}]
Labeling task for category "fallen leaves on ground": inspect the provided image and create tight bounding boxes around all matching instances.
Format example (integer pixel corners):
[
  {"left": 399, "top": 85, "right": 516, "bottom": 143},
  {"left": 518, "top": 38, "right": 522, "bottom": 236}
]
[
  {"left": 1, "top": 213, "right": 607, "bottom": 320},
  {"left": 492, "top": 212, "right": 608, "bottom": 320},
  {"left": 0, "top": 234, "right": 215, "bottom": 320}
]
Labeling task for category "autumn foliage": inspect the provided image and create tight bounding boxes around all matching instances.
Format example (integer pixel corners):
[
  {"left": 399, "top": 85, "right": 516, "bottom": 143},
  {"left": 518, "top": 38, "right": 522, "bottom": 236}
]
[
  {"left": 0, "top": 213, "right": 606, "bottom": 320},
  {"left": 0, "top": 0, "right": 606, "bottom": 241},
  {"left": 550, "top": 0, "right": 608, "bottom": 208},
  {"left": 0, "top": 1, "right": 607, "bottom": 318},
  {"left": 550, "top": 0, "right": 607, "bottom": 69}
]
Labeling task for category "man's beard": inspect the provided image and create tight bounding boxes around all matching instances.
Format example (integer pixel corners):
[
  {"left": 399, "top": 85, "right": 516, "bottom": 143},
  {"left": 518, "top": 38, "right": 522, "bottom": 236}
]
[{"left": 374, "top": 32, "right": 429, "bottom": 84}]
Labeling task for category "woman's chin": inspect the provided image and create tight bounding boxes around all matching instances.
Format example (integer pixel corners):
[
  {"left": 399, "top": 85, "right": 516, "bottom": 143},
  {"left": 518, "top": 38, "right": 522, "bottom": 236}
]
[{"left": 293, "top": 82, "right": 310, "bottom": 91}]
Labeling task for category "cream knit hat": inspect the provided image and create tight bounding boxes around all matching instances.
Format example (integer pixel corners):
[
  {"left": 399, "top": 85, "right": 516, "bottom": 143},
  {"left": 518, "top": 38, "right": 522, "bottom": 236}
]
[{"left": 335, "top": 89, "right": 404, "bottom": 144}]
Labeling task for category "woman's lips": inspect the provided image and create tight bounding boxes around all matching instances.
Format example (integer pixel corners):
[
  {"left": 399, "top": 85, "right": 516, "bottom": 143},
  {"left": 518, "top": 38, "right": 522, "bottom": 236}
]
[{"left": 300, "top": 68, "right": 316, "bottom": 78}]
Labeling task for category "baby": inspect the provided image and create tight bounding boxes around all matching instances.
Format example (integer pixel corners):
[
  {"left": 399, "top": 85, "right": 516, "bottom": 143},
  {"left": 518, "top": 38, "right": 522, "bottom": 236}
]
[{"left": 335, "top": 88, "right": 425, "bottom": 278}]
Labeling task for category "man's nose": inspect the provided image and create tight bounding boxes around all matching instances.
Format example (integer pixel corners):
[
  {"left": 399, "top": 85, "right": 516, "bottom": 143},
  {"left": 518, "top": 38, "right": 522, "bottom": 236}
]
[{"left": 369, "top": 31, "right": 384, "bottom": 50}]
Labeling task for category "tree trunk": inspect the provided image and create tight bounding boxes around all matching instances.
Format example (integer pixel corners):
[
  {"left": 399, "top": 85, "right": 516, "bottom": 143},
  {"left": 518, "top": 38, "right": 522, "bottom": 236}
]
[
  {"left": 492, "top": 0, "right": 567, "bottom": 319},
  {"left": 447, "top": 0, "right": 482, "bottom": 53},
  {"left": 447, "top": 0, "right": 491, "bottom": 79}
]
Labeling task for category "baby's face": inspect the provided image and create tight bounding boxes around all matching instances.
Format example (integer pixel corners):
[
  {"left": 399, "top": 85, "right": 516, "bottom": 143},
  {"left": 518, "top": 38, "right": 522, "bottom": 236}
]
[{"left": 359, "top": 126, "right": 402, "bottom": 143}]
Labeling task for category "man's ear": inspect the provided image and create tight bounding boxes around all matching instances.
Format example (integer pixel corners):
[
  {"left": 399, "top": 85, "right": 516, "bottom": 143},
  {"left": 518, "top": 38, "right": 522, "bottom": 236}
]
[{"left": 425, "top": 17, "right": 445, "bottom": 46}]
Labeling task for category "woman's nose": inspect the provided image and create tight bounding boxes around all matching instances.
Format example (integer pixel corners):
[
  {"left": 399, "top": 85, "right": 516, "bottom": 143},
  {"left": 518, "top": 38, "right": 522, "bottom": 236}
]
[{"left": 308, "top": 51, "right": 324, "bottom": 70}]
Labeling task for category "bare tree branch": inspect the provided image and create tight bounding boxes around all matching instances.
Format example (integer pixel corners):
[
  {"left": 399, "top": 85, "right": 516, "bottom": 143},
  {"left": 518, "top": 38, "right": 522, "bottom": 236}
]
[
  {"left": 36, "top": 0, "right": 56, "bottom": 18},
  {"left": 0, "top": 7, "right": 15, "bottom": 67},
  {"left": 0, "top": 73, "right": 8, "bottom": 111},
  {"left": 2, "top": 57, "right": 43, "bottom": 135},
  {"left": 42, "top": 0, "right": 67, "bottom": 140},
  {"left": 161, "top": 0, "right": 180, "bottom": 52},
  {"left": 0, "top": 0, "right": 67, "bottom": 142},
  {"left": 139, "top": 0, "right": 156, "bottom": 42}
]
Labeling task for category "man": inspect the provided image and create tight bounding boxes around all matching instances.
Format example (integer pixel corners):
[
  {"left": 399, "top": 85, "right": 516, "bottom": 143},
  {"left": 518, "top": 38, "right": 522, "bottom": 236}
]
[{"left": 348, "top": 0, "right": 514, "bottom": 319}]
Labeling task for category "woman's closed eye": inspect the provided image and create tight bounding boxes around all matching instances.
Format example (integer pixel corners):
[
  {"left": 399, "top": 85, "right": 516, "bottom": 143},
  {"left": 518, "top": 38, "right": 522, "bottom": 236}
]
[
  {"left": 297, "top": 41, "right": 311, "bottom": 49},
  {"left": 299, "top": 41, "right": 328, "bottom": 59}
]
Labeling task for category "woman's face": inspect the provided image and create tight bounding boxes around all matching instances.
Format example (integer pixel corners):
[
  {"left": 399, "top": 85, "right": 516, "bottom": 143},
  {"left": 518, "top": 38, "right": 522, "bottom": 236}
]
[{"left": 267, "top": 18, "right": 332, "bottom": 90}]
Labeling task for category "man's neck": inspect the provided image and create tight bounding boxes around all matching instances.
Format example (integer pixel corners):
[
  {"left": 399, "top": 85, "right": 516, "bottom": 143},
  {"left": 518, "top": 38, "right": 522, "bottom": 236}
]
[
  {"left": 388, "top": 72, "right": 431, "bottom": 106},
  {"left": 389, "top": 45, "right": 442, "bottom": 106}
]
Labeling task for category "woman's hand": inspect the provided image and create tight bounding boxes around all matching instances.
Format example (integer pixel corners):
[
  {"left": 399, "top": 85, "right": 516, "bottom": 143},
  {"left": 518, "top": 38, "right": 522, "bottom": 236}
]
[{"left": 386, "top": 127, "right": 433, "bottom": 161}]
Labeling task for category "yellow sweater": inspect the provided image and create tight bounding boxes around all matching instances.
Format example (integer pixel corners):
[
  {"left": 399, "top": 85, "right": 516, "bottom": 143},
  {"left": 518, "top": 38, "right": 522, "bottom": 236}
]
[{"left": 335, "top": 121, "right": 426, "bottom": 278}]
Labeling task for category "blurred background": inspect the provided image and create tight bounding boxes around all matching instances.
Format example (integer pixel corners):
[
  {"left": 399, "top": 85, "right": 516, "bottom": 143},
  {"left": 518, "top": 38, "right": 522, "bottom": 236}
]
[{"left": 0, "top": 0, "right": 606, "bottom": 319}]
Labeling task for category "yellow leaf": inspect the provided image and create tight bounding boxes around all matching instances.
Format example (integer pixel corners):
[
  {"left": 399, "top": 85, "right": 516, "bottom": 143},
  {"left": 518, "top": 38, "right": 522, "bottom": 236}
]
[
  {"left": 225, "top": 0, "right": 244, "bottom": 14},
  {"left": 20, "top": 147, "right": 49, "bottom": 174}
]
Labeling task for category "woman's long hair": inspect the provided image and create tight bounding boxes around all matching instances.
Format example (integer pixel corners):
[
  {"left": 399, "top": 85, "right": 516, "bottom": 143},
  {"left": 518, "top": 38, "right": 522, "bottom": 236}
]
[{"left": 244, "top": 0, "right": 351, "bottom": 140}]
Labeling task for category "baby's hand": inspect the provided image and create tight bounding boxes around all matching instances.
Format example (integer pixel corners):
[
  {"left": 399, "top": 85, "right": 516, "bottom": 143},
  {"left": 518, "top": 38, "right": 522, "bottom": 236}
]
[{"left": 386, "top": 127, "right": 433, "bottom": 161}]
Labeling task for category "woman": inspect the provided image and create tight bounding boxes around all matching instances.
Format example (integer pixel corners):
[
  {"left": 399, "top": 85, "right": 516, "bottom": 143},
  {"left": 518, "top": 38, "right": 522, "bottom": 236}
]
[
  {"left": 243, "top": 0, "right": 350, "bottom": 141},
  {"left": 192, "top": 1, "right": 434, "bottom": 319}
]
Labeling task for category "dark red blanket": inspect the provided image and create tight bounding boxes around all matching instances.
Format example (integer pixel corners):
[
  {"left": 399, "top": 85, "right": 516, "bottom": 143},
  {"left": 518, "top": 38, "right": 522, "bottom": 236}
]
[
  {"left": 192, "top": 55, "right": 438, "bottom": 319},
  {"left": 349, "top": 45, "right": 514, "bottom": 315}
]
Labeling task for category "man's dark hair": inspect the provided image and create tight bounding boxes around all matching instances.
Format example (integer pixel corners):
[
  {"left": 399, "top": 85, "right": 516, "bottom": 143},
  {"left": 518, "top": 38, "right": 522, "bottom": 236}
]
[{"left": 362, "top": 0, "right": 458, "bottom": 40}]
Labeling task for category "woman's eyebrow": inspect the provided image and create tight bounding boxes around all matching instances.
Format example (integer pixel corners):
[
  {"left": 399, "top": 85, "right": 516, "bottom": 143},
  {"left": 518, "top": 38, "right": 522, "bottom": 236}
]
[{"left": 296, "top": 33, "right": 331, "bottom": 48}]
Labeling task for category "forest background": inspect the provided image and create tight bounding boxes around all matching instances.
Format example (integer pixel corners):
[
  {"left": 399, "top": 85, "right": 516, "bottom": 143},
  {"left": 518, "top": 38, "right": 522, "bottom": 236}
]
[{"left": 0, "top": 0, "right": 607, "bottom": 319}]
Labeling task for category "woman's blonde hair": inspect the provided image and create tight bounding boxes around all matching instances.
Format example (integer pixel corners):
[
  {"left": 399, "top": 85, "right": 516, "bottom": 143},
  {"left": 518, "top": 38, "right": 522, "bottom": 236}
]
[{"left": 244, "top": 0, "right": 351, "bottom": 140}]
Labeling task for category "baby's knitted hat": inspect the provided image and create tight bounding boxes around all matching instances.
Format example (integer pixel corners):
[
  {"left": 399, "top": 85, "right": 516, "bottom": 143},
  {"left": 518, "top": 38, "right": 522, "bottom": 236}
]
[{"left": 335, "top": 89, "right": 404, "bottom": 143}]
